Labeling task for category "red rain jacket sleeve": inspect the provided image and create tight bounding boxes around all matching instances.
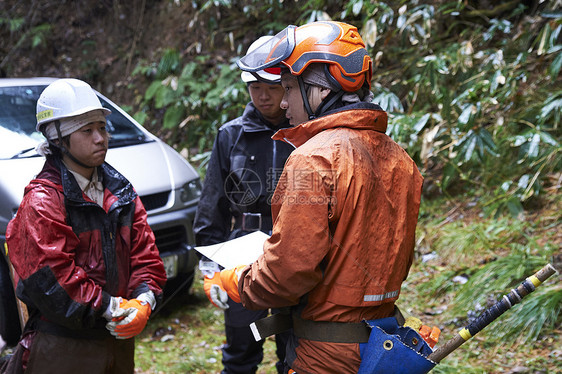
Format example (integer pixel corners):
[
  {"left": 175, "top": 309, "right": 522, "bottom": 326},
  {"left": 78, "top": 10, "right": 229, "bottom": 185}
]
[
  {"left": 127, "top": 195, "right": 167, "bottom": 298},
  {"left": 7, "top": 181, "right": 108, "bottom": 328}
]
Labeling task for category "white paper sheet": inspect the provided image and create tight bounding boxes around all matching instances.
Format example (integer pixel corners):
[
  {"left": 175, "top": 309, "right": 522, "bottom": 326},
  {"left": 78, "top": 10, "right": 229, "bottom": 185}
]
[{"left": 194, "top": 231, "right": 270, "bottom": 269}]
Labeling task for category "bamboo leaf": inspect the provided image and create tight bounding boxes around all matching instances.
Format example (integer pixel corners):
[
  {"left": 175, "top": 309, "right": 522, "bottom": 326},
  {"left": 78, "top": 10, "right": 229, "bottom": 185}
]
[
  {"left": 528, "top": 133, "right": 540, "bottom": 158},
  {"left": 352, "top": 0, "right": 363, "bottom": 16},
  {"left": 458, "top": 104, "right": 473, "bottom": 125},
  {"left": 537, "top": 23, "right": 550, "bottom": 55},
  {"left": 464, "top": 133, "right": 476, "bottom": 161},
  {"left": 413, "top": 113, "right": 430, "bottom": 133},
  {"left": 363, "top": 18, "right": 377, "bottom": 48},
  {"left": 512, "top": 135, "right": 527, "bottom": 147},
  {"left": 517, "top": 174, "right": 530, "bottom": 190},
  {"left": 548, "top": 52, "right": 562, "bottom": 78},
  {"left": 539, "top": 131, "right": 559, "bottom": 147}
]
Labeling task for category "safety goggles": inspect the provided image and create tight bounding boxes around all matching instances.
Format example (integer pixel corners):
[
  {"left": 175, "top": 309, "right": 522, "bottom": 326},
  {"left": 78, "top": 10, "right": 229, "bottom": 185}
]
[{"left": 237, "top": 25, "right": 297, "bottom": 73}]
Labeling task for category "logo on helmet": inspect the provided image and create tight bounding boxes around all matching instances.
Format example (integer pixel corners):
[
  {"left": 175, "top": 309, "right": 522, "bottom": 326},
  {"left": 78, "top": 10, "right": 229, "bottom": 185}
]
[{"left": 36, "top": 109, "right": 54, "bottom": 122}]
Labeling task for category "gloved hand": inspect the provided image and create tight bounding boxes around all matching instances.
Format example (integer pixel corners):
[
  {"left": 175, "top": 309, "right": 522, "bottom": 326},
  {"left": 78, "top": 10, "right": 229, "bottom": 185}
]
[
  {"left": 203, "top": 272, "right": 229, "bottom": 309},
  {"left": 102, "top": 296, "right": 127, "bottom": 321},
  {"left": 219, "top": 265, "right": 247, "bottom": 304},
  {"left": 106, "top": 291, "right": 155, "bottom": 339}
]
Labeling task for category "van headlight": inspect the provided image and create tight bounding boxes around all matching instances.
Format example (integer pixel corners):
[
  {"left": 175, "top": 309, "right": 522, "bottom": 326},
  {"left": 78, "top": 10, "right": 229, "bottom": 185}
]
[{"left": 179, "top": 179, "right": 202, "bottom": 203}]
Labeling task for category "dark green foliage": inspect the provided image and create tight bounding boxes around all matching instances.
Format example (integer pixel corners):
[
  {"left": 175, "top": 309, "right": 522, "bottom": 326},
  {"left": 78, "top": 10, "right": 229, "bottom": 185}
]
[
  {"left": 133, "top": 54, "right": 249, "bottom": 155},
  {"left": 345, "top": 1, "right": 560, "bottom": 214},
  {"left": 127, "top": 2, "right": 560, "bottom": 214}
]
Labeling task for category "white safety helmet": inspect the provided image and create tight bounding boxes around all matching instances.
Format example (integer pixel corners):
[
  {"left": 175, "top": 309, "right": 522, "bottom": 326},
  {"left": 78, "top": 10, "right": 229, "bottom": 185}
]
[
  {"left": 241, "top": 36, "right": 282, "bottom": 83},
  {"left": 36, "top": 78, "right": 111, "bottom": 132}
]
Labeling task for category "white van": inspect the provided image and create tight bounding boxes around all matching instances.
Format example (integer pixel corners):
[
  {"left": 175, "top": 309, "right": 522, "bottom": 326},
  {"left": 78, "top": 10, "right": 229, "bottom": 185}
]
[{"left": 0, "top": 78, "right": 201, "bottom": 346}]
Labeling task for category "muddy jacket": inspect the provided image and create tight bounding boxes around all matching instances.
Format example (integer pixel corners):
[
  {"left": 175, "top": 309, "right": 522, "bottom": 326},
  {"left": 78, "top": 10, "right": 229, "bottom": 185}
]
[
  {"left": 6, "top": 157, "right": 166, "bottom": 338},
  {"left": 238, "top": 102, "right": 424, "bottom": 373},
  {"left": 193, "top": 102, "right": 293, "bottom": 245}
]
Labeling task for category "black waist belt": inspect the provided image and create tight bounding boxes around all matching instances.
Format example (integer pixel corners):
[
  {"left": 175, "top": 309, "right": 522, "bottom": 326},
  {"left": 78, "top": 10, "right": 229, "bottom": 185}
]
[
  {"left": 250, "top": 307, "right": 405, "bottom": 344},
  {"left": 249, "top": 311, "right": 370, "bottom": 343},
  {"left": 234, "top": 212, "right": 272, "bottom": 232},
  {"left": 292, "top": 312, "right": 371, "bottom": 343}
]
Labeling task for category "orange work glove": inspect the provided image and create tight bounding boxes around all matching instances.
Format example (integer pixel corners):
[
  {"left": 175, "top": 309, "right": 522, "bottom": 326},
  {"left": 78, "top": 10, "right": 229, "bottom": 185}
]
[
  {"left": 102, "top": 296, "right": 126, "bottom": 321},
  {"left": 419, "top": 325, "right": 441, "bottom": 348},
  {"left": 219, "top": 265, "right": 247, "bottom": 304},
  {"left": 404, "top": 316, "right": 440, "bottom": 349},
  {"left": 106, "top": 295, "right": 153, "bottom": 339},
  {"left": 203, "top": 272, "right": 229, "bottom": 309}
]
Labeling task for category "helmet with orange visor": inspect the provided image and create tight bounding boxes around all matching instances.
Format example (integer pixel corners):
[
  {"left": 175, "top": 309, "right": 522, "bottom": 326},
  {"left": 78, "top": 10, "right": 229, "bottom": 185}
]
[
  {"left": 237, "top": 21, "right": 372, "bottom": 93},
  {"left": 237, "top": 21, "right": 372, "bottom": 120}
]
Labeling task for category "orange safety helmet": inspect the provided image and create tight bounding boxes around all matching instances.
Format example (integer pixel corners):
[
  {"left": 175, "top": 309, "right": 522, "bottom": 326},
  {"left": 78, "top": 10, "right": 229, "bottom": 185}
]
[{"left": 238, "top": 21, "right": 372, "bottom": 92}]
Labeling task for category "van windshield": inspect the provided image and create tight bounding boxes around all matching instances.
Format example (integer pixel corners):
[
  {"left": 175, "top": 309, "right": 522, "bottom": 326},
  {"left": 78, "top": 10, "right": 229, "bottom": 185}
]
[{"left": 0, "top": 84, "right": 151, "bottom": 160}]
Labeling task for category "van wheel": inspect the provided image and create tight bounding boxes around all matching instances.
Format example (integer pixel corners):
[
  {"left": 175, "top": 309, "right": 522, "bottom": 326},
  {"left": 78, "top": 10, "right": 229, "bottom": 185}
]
[{"left": 0, "top": 257, "right": 21, "bottom": 346}]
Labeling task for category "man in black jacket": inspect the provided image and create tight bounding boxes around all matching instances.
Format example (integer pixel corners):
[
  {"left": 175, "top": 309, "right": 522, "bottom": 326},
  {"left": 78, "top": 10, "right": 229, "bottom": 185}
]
[{"left": 193, "top": 36, "right": 293, "bottom": 374}]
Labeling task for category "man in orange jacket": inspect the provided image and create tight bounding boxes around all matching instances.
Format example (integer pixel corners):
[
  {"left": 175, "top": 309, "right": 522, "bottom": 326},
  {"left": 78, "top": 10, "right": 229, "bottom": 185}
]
[
  {"left": 219, "top": 21, "right": 424, "bottom": 373},
  {"left": 194, "top": 36, "right": 293, "bottom": 373}
]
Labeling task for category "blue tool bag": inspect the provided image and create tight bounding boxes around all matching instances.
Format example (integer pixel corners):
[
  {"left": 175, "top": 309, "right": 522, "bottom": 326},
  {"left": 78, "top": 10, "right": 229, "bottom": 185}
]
[{"left": 357, "top": 317, "right": 436, "bottom": 374}]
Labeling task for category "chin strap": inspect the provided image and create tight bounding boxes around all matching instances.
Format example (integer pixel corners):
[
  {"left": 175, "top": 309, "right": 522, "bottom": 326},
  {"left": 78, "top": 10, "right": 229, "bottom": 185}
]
[
  {"left": 297, "top": 75, "right": 345, "bottom": 121},
  {"left": 297, "top": 76, "right": 316, "bottom": 121},
  {"left": 314, "top": 90, "right": 344, "bottom": 117},
  {"left": 48, "top": 120, "right": 94, "bottom": 169}
]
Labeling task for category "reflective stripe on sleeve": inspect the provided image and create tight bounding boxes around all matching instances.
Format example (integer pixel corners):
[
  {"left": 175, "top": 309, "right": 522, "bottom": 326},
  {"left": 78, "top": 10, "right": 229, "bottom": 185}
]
[{"left": 363, "top": 290, "right": 399, "bottom": 302}]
